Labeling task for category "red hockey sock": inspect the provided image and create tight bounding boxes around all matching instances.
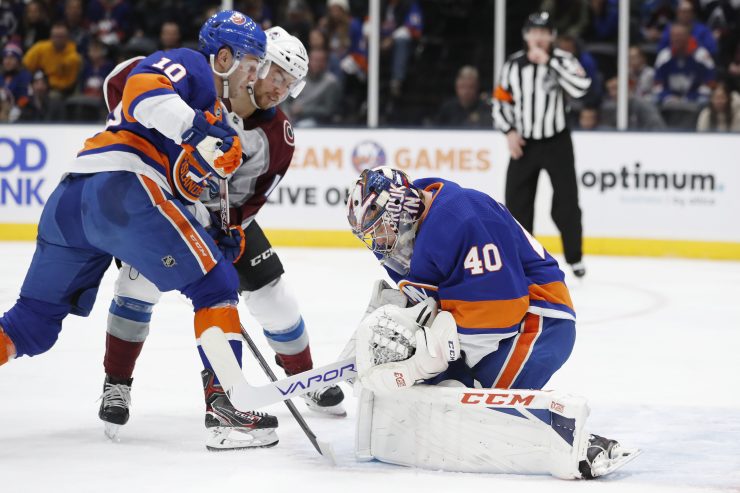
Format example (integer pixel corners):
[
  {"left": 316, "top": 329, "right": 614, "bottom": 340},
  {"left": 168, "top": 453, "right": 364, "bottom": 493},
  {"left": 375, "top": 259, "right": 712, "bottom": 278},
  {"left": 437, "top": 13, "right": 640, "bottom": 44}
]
[
  {"left": 276, "top": 346, "right": 313, "bottom": 375},
  {"left": 104, "top": 333, "right": 144, "bottom": 380}
]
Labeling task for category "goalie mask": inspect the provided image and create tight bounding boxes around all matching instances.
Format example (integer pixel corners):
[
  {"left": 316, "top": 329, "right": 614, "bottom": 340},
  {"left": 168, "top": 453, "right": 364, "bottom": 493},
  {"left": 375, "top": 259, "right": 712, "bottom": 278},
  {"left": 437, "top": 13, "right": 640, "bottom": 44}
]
[{"left": 347, "top": 167, "right": 425, "bottom": 275}]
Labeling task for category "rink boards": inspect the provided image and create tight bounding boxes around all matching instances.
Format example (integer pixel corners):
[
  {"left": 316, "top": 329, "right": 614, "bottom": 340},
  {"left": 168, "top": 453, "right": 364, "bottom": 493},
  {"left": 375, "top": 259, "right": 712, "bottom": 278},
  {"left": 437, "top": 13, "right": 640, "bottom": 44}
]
[{"left": 1, "top": 124, "right": 738, "bottom": 259}]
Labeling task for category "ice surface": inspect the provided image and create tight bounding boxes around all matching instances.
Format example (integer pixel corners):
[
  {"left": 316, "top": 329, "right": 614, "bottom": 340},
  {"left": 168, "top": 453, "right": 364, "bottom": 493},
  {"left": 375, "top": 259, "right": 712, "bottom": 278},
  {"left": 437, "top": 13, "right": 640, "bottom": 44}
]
[{"left": 1, "top": 243, "right": 738, "bottom": 493}]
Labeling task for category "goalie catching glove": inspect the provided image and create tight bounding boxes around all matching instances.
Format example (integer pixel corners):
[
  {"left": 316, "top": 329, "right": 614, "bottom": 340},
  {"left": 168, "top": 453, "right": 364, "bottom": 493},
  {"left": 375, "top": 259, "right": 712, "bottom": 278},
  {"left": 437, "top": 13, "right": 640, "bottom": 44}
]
[
  {"left": 356, "top": 298, "right": 461, "bottom": 393},
  {"left": 181, "top": 110, "right": 242, "bottom": 179}
]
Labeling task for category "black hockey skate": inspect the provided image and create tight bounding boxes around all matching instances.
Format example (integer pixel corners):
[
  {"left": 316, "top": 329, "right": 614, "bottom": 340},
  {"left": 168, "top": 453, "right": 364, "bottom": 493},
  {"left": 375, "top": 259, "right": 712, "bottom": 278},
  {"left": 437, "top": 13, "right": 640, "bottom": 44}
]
[
  {"left": 98, "top": 375, "right": 133, "bottom": 440},
  {"left": 570, "top": 261, "right": 587, "bottom": 278},
  {"left": 301, "top": 385, "right": 347, "bottom": 417},
  {"left": 274, "top": 354, "right": 347, "bottom": 417},
  {"left": 202, "top": 368, "right": 279, "bottom": 451},
  {"left": 579, "top": 434, "right": 642, "bottom": 479}
]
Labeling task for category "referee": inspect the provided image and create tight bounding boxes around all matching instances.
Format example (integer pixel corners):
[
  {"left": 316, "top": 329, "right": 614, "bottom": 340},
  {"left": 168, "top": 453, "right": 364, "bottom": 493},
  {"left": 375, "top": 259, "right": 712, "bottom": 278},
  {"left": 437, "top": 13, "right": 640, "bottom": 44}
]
[{"left": 492, "top": 12, "right": 591, "bottom": 278}]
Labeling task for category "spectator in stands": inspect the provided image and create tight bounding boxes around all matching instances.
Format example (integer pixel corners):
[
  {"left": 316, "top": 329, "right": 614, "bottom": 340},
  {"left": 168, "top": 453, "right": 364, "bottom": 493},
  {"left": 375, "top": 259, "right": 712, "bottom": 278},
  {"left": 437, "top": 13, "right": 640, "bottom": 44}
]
[
  {"left": 654, "top": 23, "right": 715, "bottom": 105},
  {"left": 600, "top": 76, "right": 666, "bottom": 129},
  {"left": 696, "top": 81, "right": 740, "bottom": 131},
  {"left": 380, "top": 0, "right": 423, "bottom": 98},
  {"left": 576, "top": 106, "right": 600, "bottom": 129},
  {"left": 582, "top": 0, "right": 618, "bottom": 42},
  {"left": 1, "top": 41, "right": 30, "bottom": 111},
  {"left": 23, "top": 22, "right": 82, "bottom": 96},
  {"left": 435, "top": 66, "right": 492, "bottom": 128},
  {"left": 64, "top": 0, "right": 90, "bottom": 54},
  {"left": 79, "top": 38, "right": 113, "bottom": 98},
  {"left": 540, "top": 0, "right": 588, "bottom": 38},
  {"left": 0, "top": 1, "right": 22, "bottom": 45},
  {"left": 557, "top": 34, "right": 603, "bottom": 107},
  {"left": 285, "top": 47, "right": 340, "bottom": 127},
  {"left": 321, "top": 0, "right": 366, "bottom": 121},
  {"left": 724, "top": 38, "right": 740, "bottom": 94},
  {"left": 19, "top": 0, "right": 50, "bottom": 51},
  {"left": 320, "top": 0, "right": 364, "bottom": 81},
  {"left": 309, "top": 28, "right": 327, "bottom": 50},
  {"left": 657, "top": 0, "right": 718, "bottom": 57},
  {"left": 640, "top": 0, "right": 676, "bottom": 42},
  {"left": 242, "top": 0, "right": 273, "bottom": 30},
  {"left": 0, "top": 86, "right": 12, "bottom": 121},
  {"left": 628, "top": 45, "right": 655, "bottom": 99},
  {"left": 283, "top": 0, "right": 312, "bottom": 48},
  {"left": 87, "top": 0, "right": 132, "bottom": 47},
  {"left": 19, "top": 69, "right": 62, "bottom": 121},
  {"left": 159, "top": 20, "right": 181, "bottom": 51}
]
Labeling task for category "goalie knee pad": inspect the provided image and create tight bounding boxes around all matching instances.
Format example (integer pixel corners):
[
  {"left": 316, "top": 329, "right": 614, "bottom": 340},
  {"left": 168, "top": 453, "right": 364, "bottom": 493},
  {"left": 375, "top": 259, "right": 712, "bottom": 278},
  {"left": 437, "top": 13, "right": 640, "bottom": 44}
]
[{"left": 0, "top": 296, "right": 68, "bottom": 357}]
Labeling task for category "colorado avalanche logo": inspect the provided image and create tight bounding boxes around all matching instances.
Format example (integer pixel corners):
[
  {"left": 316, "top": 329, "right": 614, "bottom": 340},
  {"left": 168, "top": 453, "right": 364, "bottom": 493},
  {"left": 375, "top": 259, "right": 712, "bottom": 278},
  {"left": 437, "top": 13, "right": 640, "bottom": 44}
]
[
  {"left": 230, "top": 13, "right": 247, "bottom": 25},
  {"left": 352, "top": 141, "right": 386, "bottom": 172},
  {"left": 283, "top": 120, "right": 295, "bottom": 146}
]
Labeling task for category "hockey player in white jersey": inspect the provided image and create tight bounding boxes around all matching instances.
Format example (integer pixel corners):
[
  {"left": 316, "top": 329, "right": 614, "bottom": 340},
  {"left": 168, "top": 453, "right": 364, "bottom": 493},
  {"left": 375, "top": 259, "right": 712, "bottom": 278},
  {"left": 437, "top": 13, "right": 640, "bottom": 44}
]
[{"left": 97, "top": 27, "right": 345, "bottom": 450}]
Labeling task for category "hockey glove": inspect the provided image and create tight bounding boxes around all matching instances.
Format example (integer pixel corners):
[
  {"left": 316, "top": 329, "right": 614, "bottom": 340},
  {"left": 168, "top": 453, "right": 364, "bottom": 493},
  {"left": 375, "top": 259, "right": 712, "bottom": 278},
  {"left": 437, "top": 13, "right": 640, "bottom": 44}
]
[
  {"left": 357, "top": 301, "right": 460, "bottom": 394},
  {"left": 207, "top": 224, "right": 246, "bottom": 264},
  {"left": 181, "top": 110, "right": 242, "bottom": 179}
]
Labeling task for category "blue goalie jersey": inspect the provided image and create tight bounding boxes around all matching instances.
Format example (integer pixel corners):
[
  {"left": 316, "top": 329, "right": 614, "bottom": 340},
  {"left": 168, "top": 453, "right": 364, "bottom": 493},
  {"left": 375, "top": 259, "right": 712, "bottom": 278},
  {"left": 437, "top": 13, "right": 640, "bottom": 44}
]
[{"left": 385, "top": 178, "right": 575, "bottom": 366}]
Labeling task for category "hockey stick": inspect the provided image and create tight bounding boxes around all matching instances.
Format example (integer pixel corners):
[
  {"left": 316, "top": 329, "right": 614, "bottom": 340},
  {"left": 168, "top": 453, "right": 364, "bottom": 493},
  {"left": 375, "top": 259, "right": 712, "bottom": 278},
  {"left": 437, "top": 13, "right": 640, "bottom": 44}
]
[
  {"left": 240, "top": 324, "right": 337, "bottom": 464},
  {"left": 200, "top": 322, "right": 355, "bottom": 410},
  {"left": 218, "top": 177, "right": 230, "bottom": 234}
]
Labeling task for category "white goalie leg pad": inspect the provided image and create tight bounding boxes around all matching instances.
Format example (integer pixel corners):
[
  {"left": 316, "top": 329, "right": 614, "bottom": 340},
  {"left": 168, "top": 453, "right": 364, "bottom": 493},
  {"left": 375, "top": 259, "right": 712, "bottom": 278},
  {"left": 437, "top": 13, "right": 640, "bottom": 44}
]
[{"left": 355, "top": 385, "right": 590, "bottom": 479}]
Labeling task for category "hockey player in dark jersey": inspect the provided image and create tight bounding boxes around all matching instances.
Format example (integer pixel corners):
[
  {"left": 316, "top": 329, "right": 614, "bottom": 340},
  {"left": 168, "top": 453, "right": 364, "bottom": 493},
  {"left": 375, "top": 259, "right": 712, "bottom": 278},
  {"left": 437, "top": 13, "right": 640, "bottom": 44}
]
[
  {"left": 344, "top": 167, "right": 639, "bottom": 479},
  {"left": 98, "top": 27, "right": 345, "bottom": 450}
]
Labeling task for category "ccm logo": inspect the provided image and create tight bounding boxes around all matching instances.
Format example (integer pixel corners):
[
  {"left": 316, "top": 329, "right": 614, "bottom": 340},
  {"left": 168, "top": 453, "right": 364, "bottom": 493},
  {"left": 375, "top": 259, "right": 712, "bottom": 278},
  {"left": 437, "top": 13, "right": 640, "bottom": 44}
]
[
  {"left": 460, "top": 392, "right": 535, "bottom": 406},
  {"left": 394, "top": 372, "right": 407, "bottom": 387}
]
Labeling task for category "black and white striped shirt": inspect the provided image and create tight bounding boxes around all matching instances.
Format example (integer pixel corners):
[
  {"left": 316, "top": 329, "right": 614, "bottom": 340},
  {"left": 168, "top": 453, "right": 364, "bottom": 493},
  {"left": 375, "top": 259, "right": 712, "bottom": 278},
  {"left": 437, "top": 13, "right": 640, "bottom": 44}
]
[{"left": 492, "top": 48, "right": 591, "bottom": 140}]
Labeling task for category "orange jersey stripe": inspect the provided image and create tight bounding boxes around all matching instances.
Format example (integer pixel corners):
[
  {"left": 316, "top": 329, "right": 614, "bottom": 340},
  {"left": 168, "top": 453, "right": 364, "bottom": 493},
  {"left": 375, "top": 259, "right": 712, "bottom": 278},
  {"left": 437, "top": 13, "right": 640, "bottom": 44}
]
[
  {"left": 494, "top": 313, "right": 542, "bottom": 389},
  {"left": 441, "top": 296, "right": 529, "bottom": 330},
  {"left": 528, "top": 281, "right": 574, "bottom": 310},
  {"left": 80, "top": 129, "right": 170, "bottom": 173},
  {"left": 0, "top": 329, "right": 15, "bottom": 365},
  {"left": 137, "top": 175, "right": 217, "bottom": 274},
  {"left": 122, "top": 72, "right": 174, "bottom": 122},
  {"left": 195, "top": 306, "right": 241, "bottom": 339}
]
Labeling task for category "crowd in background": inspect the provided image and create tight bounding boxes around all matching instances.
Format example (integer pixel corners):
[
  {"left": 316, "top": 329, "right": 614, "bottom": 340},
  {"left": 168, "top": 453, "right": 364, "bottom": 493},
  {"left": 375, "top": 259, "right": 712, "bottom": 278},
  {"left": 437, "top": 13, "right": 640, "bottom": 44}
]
[{"left": 1, "top": 0, "right": 739, "bottom": 131}]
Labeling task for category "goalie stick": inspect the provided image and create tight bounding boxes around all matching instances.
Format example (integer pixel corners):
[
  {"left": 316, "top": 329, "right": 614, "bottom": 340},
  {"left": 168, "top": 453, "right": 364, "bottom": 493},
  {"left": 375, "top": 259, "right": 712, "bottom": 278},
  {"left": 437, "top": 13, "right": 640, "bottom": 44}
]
[{"left": 240, "top": 324, "right": 337, "bottom": 463}]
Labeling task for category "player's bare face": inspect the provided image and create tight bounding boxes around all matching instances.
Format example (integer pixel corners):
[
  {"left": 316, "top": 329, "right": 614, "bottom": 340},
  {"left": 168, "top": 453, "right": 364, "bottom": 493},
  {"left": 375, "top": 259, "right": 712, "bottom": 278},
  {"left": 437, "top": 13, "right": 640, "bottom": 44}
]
[
  {"left": 254, "top": 64, "right": 297, "bottom": 108},
  {"left": 226, "top": 55, "right": 261, "bottom": 98}
]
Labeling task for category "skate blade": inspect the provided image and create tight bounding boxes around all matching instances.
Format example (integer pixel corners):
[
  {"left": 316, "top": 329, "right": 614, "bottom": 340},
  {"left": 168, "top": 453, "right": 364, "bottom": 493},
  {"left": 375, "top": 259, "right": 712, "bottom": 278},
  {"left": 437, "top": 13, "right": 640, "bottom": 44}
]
[
  {"left": 104, "top": 422, "right": 122, "bottom": 442},
  {"left": 594, "top": 448, "right": 643, "bottom": 477},
  {"left": 205, "top": 427, "right": 279, "bottom": 451}
]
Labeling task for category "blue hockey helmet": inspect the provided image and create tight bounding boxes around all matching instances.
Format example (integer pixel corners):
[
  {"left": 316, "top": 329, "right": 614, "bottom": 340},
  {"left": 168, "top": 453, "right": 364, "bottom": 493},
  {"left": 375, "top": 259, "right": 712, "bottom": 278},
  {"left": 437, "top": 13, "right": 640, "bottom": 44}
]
[
  {"left": 199, "top": 10, "right": 267, "bottom": 69},
  {"left": 347, "top": 167, "right": 426, "bottom": 274}
]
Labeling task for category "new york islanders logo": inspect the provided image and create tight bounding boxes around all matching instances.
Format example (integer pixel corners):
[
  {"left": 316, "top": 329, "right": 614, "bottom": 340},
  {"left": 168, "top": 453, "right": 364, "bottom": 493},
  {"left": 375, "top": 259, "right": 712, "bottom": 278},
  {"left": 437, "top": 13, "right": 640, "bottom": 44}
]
[
  {"left": 230, "top": 13, "right": 247, "bottom": 25},
  {"left": 173, "top": 151, "right": 208, "bottom": 203},
  {"left": 351, "top": 141, "right": 386, "bottom": 172}
]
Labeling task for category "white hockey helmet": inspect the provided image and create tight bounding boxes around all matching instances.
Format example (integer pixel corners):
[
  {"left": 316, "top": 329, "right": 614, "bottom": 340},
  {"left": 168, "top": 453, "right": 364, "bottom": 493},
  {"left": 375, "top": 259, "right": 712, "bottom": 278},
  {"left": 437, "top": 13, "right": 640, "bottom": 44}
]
[{"left": 262, "top": 26, "right": 308, "bottom": 98}]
